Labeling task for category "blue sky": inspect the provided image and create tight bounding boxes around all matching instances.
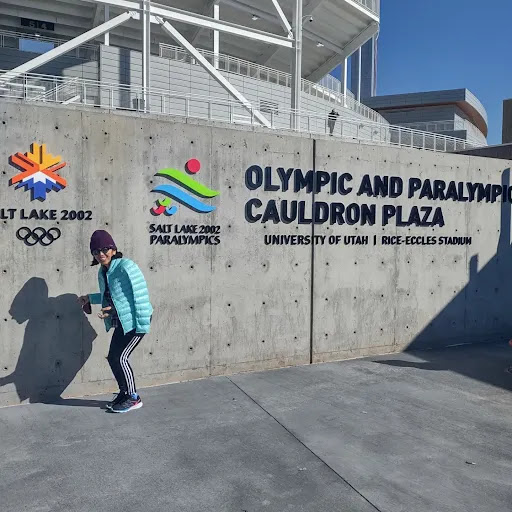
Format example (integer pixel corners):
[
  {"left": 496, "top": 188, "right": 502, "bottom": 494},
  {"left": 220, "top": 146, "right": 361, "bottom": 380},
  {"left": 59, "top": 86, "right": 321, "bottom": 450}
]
[{"left": 376, "top": 0, "right": 511, "bottom": 145}]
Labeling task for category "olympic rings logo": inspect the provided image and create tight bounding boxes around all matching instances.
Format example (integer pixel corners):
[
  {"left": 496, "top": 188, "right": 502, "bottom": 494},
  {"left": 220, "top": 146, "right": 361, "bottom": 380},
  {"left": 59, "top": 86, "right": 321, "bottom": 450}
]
[{"left": 16, "top": 227, "right": 62, "bottom": 247}]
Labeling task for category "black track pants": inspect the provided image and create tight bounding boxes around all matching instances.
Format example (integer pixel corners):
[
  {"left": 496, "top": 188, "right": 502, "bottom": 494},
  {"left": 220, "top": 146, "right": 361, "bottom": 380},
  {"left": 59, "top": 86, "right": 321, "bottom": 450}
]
[{"left": 107, "top": 328, "right": 144, "bottom": 395}]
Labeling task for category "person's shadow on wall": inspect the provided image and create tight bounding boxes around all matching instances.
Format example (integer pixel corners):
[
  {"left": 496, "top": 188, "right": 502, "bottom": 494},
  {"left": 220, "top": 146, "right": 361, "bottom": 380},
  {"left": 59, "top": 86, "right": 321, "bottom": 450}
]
[{"left": 0, "top": 277, "right": 106, "bottom": 407}]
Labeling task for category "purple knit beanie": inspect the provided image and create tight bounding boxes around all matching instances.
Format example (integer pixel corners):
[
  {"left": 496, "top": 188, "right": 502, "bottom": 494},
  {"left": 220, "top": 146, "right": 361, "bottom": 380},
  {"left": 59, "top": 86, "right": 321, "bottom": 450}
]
[{"left": 90, "top": 230, "right": 117, "bottom": 253}]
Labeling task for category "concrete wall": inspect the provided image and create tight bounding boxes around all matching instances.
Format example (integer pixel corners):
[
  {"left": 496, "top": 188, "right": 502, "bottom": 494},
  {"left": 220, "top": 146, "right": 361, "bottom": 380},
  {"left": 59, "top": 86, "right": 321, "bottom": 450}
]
[{"left": 0, "top": 100, "right": 511, "bottom": 406}]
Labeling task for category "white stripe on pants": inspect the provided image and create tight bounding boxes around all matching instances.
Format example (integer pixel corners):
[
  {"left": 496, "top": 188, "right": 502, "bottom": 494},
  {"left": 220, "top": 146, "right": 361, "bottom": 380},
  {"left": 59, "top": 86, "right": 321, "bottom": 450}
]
[
  {"left": 120, "top": 335, "right": 141, "bottom": 395},
  {"left": 107, "top": 328, "right": 144, "bottom": 396}
]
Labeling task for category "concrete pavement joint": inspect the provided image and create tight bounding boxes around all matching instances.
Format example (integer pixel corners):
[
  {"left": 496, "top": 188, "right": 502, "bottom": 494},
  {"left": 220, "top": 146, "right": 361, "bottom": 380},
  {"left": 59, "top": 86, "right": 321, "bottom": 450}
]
[{"left": 226, "top": 376, "right": 383, "bottom": 512}]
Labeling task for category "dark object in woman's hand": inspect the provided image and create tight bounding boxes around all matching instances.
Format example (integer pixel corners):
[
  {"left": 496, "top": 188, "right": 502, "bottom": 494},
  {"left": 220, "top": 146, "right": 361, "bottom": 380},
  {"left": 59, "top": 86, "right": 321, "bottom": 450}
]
[
  {"left": 98, "top": 306, "right": 112, "bottom": 319},
  {"left": 78, "top": 295, "right": 92, "bottom": 315}
]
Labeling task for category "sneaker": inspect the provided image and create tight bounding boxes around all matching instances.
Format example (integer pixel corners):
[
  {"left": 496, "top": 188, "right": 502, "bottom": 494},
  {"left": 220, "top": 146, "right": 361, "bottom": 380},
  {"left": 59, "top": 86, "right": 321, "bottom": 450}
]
[
  {"left": 110, "top": 395, "right": 143, "bottom": 413},
  {"left": 105, "top": 392, "right": 126, "bottom": 410}
]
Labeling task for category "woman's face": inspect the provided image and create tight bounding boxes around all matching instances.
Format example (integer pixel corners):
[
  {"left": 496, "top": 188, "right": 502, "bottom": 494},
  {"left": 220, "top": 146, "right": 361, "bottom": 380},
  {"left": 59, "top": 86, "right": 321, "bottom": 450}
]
[{"left": 93, "top": 247, "right": 116, "bottom": 266}]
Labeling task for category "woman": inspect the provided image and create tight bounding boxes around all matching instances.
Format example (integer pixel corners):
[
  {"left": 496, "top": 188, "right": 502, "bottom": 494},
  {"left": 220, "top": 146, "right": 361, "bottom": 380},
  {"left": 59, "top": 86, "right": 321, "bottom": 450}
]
[{"left": 78, "top": 230, "right": 153, "bottom": 413}]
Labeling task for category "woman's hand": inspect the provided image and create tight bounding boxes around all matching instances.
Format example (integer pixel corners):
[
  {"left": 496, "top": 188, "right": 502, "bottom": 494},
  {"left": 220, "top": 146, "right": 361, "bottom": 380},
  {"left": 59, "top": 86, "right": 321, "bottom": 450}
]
[
  {"left": 98, "top": 306, "right": 112, "bottom": 319},
  {"left": 78, "top": 295, "right": 90, "bottom": 307}
]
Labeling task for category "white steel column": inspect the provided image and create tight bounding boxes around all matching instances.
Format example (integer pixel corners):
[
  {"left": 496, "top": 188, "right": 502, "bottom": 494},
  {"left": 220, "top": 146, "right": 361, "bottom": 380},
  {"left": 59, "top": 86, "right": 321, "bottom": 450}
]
[
  {"left": 305, "top": 21, "right": 379, "bottom": 82},
  {"left": 270, "top": 0, "right": 293, "bottom": 35},
  {"left": 104, "top": 5, "right": 110, "bottom": 45},
  {"left": 86, "top": 0, "right": 293, "bottom": 47},
  {"left": 373, "top": 32, "right": 379, "bottom": 96},
  {"left": 156, "top": 17, "right": 271, "bottom": 128},
  {"left": 0, "top": 11, "right": 136, "bottom": 84},
  {"left": 213, "top": 1, "right": 220, "bottom": 69},
  {"left": 290, "top": 0, "right": 302, "bottom": 131},
  {"left": 142, "top": 0, "right": 151, "bottom": 111},
  {"left": 342, "top": 57, "right": 348, "bottom": 107}
]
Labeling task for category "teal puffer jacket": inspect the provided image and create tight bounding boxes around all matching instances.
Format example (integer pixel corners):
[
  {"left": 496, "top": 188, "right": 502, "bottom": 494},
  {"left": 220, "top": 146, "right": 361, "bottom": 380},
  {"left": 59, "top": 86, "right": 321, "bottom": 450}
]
[{"left": 89, "top": 258, "right": 153, "bottom": 334}]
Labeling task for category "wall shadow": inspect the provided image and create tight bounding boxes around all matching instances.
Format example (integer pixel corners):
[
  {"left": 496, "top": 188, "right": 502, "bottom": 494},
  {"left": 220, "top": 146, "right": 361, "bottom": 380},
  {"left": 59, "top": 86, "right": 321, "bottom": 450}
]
[
  {"left": 376, "top": 167, "right": 512, "bottom": 390},
  {"left": 0, "top": 277, "right": 101, "bottom": 405},
  {"left": 377, "top": 343, "right": 512, "bottom": 392},
  {"left": 0, "top": 47, "right": 95, "bottom": 80},
  {"left": 119, "top": 47, "right": 132, "bottom": 110}
]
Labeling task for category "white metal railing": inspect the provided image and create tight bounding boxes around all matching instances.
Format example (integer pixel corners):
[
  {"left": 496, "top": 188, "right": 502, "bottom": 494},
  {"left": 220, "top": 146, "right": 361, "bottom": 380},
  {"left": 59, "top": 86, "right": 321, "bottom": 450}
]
[
  {"left": 398, "top": 120, "right": 458, "bottom": 132},
  {"left": 0, "top": 28, "right": 382, "bottom": 124},
  {"left": 318, "top": 74, "right": 352, "bottom": 97},
  {"left": 354, "top": 0, "right": 380, "bottom": 16},
  {"left": 398, "top": 119, "right": 487, "bottom": 146},
  {"left": 31, "top": 76, "right": 79, "bottom": 103},
  {"left": 0, "top": 29, "right": 98, "bottom": 60},
  {"left": 0, "top": 71, "right": 474, "bottom": 152},
  {"left": 159, "top": 44, "right": 387, "bottom": 125}
]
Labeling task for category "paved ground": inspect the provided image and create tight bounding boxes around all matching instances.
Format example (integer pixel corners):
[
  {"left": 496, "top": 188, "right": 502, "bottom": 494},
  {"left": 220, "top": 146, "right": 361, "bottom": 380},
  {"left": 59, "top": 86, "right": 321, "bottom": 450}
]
[{"left": 1, "top": 342, "right": 512, "bottom": 512}]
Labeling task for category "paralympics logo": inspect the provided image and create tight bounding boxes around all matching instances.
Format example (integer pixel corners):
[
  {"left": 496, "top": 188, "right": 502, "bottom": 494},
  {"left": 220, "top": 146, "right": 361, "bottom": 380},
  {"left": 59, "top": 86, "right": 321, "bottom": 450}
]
[
  {"left": 16, "top": 227, "right": 61, "bottom": 247},
  {"left": 151, "top": 158, "right": 219, "bottom": 217}
]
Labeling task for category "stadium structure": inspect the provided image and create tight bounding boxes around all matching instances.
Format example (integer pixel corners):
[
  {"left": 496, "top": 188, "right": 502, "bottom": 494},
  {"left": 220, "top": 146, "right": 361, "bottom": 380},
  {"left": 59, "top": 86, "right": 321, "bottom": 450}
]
[
  {"left": 0, "top": 0, "right": 478, "bottom": 151},
  {"left": 363, "top": 89, "right": 489, "bottom": 147}
]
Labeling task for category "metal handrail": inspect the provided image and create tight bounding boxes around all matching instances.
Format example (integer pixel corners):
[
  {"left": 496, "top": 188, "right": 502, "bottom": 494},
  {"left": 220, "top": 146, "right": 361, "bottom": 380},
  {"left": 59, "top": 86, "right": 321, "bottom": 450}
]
[
  {"left": 318, "top": 74, "right": 348, "bottom": 96},
  {"left": 0, "top": 29, "right": 99, "bottom": 59},
  {"left": 0, "top": 29, "right": 98, "bottom": 50},
  {"left": 398, "top": 119, "right": 487, "bottom": 145},
  {"left": 0, "top": 71, "right": 473, "bottom": 153},
  {"left": 399, "top": 120, "right": 458, "bottom": 132},
  {"left": 0, "top": 27, "right": 382, "bottom": 123},
  {"left": 355, "top": 0, "right": 379, "bottom": 16},
  {"left": 29, "top": 76, "right": 79, "bottom": 102},
  {"left": 158, "top": 43, "right": 388, "bottom": 125}
]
